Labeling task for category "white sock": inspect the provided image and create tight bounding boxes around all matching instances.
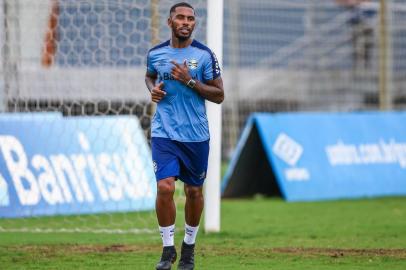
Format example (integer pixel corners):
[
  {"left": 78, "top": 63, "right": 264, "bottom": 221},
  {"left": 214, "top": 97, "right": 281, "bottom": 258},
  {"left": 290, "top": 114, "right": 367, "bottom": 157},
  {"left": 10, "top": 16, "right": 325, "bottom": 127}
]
[
  {"left": 183, "top": 224, "right": 199, "bottom": 245},
  {"left": 159, "top": 224, "right": 175, "bottom": 247}
]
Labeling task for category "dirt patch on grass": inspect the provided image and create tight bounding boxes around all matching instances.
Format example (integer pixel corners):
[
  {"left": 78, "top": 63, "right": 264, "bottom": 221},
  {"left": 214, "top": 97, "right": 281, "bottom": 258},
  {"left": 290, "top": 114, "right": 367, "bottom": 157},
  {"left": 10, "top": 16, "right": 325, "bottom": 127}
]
[
  {"left": 70, "top": 244, "right": 159, "bottom": 253},
  {"left": 272, "top": 247, "right": 406, "bottom": 258},
  {"left": 10, "top": 245, "right": 406, "bottom": 259},
  {"left": 12, "top": 244, "right": 160, "bottom": 255},
  {"left": 199, "top": 246, "right": 406, "bottom": 259}
]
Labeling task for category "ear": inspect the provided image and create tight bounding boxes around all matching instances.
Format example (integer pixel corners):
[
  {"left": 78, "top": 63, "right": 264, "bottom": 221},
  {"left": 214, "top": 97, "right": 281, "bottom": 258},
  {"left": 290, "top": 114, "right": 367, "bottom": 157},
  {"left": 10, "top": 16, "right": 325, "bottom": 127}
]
[{"left": 167, "top": 17, "right": 172, "bottom": 27}]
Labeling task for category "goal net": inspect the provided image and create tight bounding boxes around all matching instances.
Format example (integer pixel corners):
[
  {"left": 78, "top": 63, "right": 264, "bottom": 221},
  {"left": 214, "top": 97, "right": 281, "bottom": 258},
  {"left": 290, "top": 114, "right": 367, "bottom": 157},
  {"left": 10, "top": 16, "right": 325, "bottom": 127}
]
[
  {"left": 221, "top": 0, "right": 406, "bottom": 157},
  {"left": 0, "top": 0, "right": 207, "bottom": 234}
]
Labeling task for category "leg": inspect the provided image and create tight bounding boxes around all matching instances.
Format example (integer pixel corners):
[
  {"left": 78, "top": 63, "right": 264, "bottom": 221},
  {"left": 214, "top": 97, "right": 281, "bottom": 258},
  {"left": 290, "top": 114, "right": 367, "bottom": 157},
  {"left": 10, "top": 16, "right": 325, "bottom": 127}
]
[
  {"left": 184, "top": 184, "right": 204, "bottom": 226},
  {"left": 177, "top": 140, "right": 209, "bottom": 270},
  {"left": 155, "top": 177, "right": 177, "bottom": 270},
  {"left": 151, "top": 138, "right": 182, "bottom": 269},
  {"left": 156, "top": 177, "right": 176, "bottom": 226},
  {"left": 178, "top": 184, "right": 203, "bottom": 270}
]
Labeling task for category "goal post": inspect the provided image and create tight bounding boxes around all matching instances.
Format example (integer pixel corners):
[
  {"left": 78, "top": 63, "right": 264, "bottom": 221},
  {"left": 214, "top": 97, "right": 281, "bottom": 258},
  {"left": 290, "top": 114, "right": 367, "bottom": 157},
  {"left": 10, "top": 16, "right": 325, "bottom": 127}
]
[
  {"left": 0, "top": 0, "right": 4, "bottom": 112},
  {"left": 204, "top": 0, "right": 223, "bottom": 233}
]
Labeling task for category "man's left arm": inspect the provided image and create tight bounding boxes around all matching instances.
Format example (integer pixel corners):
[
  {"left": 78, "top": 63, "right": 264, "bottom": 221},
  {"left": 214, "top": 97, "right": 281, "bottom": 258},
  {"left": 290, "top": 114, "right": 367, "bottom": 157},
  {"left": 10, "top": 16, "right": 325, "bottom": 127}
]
[{"left": 171, "top": 60, "right": 224, "bottom": 104}]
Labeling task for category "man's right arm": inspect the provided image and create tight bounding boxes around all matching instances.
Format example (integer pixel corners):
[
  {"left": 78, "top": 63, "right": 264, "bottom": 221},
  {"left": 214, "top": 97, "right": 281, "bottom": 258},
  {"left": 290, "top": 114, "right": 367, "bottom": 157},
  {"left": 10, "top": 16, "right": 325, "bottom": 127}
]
[
  {"left": 145, "top": 72, "right": 166, "bottom": 103},
  {"left": 145, "top": 71, "right": 157, "bottom": 92}
]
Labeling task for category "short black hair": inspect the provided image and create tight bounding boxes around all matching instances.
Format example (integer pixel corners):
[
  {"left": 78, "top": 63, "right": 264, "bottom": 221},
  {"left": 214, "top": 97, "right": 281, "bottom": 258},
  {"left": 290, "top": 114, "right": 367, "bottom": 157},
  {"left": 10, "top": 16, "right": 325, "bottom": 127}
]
[{"left": 169, "top": 2, "right": 194, "bottom": 15}]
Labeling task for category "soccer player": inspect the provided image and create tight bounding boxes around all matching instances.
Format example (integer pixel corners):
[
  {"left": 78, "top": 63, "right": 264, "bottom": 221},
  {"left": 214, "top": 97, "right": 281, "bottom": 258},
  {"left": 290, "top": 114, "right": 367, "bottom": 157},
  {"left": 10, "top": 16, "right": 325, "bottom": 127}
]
[{"left": 145, "top": 2, "right": 224, "bottom": 270}]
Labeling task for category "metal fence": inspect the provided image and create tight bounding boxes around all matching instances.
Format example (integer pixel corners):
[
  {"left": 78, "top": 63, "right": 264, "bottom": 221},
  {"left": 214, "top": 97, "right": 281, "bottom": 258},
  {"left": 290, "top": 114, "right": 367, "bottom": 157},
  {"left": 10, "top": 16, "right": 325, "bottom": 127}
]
[{"left": 0, "top": 0, "right": 404, "bottom": 161}]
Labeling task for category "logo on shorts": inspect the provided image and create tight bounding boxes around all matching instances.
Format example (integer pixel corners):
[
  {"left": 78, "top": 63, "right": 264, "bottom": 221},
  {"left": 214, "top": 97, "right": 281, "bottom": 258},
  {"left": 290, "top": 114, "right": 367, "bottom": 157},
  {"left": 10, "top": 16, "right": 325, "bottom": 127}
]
[
  {"left": 198, "top": 171, "right": 206, "bottom": 180},
  {"left": 188, "top": 59, "right": 198, "bottom": 70},
  {"left": 153, "top": 161, "right": 157, "bottom": 173}
]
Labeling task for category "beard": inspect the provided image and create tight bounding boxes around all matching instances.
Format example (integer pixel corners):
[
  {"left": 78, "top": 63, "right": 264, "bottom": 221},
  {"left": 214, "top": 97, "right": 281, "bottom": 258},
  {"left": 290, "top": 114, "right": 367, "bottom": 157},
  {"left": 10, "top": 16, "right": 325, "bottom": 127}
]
[
  {"left": 174, "top": 32, "right": 191, "bottom": 41},
  {"left": 172, "top": 24, "right": 193, "bottom": 41}
]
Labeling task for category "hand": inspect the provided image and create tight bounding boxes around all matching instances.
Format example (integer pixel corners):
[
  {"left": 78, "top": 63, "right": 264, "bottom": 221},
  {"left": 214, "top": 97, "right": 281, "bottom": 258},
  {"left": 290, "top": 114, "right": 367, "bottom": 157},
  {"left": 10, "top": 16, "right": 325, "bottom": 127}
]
[
  {"left": 171, "top": 60, "right": 192, "bottom": 84},
  {"left": 151, "top": 82, "right": 166, "bottom": 103}
]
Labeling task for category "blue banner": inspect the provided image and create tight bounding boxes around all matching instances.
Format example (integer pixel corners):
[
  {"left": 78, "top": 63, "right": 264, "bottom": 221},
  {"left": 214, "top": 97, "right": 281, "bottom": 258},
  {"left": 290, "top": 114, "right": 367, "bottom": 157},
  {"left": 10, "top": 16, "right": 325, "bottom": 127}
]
[
  {"left": 0, "top": 114, "right": 156, "bottom": 217},
  {"left": 224, "top": 111, "right": 406, "bottom": 201}
]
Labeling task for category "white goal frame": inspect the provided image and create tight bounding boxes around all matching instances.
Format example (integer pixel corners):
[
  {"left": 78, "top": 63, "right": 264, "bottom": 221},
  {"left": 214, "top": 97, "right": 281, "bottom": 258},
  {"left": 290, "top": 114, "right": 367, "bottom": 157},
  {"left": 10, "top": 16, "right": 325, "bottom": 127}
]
[{"left": 204, "top": 0, "right": 223, "bottom": 233}]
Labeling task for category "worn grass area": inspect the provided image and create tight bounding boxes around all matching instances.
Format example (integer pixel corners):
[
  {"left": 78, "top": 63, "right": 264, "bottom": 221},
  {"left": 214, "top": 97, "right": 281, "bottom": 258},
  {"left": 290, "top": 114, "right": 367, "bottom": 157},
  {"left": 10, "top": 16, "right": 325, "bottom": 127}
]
[{"left": 0, "top": 197, "right": 405, "bottom": 269}]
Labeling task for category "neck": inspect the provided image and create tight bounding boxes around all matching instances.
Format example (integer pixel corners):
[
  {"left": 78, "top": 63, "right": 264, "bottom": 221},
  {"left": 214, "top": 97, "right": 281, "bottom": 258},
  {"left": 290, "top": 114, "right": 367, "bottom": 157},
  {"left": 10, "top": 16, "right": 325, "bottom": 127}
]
[{"left": 170, "top": 35, "right": 192, "bottom": 48}]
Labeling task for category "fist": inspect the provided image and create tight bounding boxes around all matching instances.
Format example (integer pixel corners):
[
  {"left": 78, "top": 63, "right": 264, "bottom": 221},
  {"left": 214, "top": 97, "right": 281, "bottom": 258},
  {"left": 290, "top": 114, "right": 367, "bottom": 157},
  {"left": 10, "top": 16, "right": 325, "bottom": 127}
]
[{"left": 151, "top": 82, "right": 166, "bottom": 103}]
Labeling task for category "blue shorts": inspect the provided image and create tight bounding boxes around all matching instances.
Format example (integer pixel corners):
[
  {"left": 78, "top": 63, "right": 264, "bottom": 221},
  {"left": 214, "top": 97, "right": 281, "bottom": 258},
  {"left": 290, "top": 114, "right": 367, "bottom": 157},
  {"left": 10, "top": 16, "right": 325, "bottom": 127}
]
[{"left": 151, "top": 137, "right": 210, "bottom": 186}]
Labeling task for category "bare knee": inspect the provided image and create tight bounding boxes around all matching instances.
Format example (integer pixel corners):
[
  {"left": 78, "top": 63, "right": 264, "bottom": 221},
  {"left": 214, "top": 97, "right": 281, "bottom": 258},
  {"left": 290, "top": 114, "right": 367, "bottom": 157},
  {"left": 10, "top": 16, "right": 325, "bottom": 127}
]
[
  {"left": 185, "top": 185, "right": 203, "bottom": 200},
  {"left": 157, "top": 178, "right": 175, "bottom": 198}
]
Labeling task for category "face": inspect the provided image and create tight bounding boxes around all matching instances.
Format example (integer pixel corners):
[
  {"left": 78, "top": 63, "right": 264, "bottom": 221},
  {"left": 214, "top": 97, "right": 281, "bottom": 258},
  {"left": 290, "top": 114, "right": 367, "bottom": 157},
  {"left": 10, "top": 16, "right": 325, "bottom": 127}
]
[{"left": 168, "top": 6, "right": 196, "bottom": 41}]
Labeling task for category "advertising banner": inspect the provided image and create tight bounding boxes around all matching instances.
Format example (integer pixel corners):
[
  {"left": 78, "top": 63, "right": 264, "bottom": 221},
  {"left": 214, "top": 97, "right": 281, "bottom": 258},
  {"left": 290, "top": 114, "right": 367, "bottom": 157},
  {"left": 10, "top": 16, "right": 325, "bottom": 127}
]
[
  {"left": 223, "top": 111, "right": 406, "bottom": 201},
  {"left": 0, "top": 114, "right": 156, "bottom": 217}
]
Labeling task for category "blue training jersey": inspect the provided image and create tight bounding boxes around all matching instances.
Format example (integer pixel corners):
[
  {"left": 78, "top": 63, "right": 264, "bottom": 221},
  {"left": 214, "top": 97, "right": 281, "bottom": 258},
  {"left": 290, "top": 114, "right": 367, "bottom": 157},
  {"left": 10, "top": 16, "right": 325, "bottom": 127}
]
[{"left": 146, "top": 39, "right": 221, "bottom": 142}]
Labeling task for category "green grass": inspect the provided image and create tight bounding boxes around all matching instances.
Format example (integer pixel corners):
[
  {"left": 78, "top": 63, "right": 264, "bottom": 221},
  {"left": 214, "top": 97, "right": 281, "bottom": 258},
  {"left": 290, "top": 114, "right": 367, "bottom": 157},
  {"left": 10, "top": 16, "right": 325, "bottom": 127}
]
[{"left": 1, "top": 197, "right": 405, "bottom": 269}]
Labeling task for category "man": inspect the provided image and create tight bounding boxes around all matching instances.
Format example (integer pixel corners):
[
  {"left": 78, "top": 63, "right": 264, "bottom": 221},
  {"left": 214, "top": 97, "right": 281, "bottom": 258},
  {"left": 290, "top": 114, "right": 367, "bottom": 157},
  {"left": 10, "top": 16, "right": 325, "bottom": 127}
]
[{"left": 145, "top": 2, "right": 224, "bottom": 270}]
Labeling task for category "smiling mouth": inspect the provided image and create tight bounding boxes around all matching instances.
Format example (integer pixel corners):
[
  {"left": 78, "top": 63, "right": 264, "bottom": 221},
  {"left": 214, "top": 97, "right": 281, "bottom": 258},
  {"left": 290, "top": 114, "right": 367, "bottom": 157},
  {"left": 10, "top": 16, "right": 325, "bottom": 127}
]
[{"left": 179, "top": 28, "right": 190, "bottom": 35}]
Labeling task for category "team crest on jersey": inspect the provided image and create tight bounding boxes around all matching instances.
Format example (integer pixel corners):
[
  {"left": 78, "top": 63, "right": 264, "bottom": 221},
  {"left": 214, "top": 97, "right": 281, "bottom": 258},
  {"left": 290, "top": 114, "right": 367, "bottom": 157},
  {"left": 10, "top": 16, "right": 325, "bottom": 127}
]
[{"left": 188, "top": 59, "right": 198, "bottom": 70}]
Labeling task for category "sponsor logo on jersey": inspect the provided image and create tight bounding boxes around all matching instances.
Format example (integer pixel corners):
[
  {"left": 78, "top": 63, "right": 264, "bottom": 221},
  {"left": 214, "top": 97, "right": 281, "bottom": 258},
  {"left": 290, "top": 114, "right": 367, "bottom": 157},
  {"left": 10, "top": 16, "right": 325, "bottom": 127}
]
[{"left": 159, "top": 72, "right": 198, "bottom": 81}]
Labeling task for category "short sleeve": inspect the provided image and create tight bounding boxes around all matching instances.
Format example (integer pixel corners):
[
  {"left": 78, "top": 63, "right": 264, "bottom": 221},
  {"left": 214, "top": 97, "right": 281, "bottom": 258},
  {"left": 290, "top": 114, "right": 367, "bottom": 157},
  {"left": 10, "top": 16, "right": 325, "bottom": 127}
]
[
  {"left": 146, "top": 51, "right": 157, "bottom": 75},
  {"left": 203, "top": 50, "right": 221, "bottom": 81}
]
